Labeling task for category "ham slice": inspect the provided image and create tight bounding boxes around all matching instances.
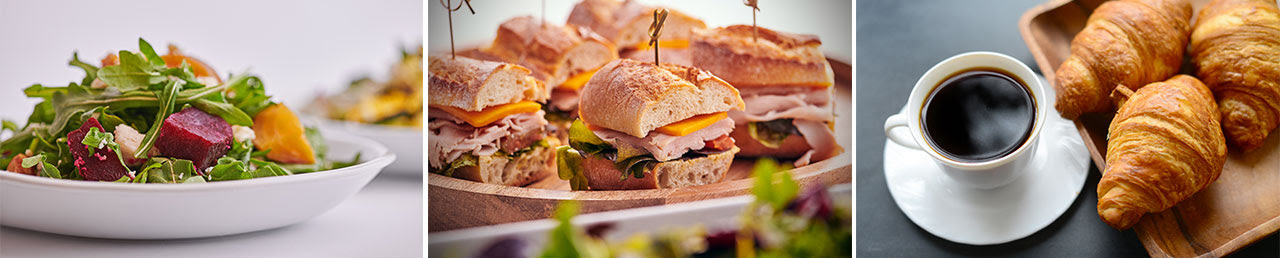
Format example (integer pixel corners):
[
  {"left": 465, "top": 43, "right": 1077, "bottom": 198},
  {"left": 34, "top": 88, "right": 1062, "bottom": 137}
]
[
  {"left": 591, "top": 117, "right": 735, "bottom": 162},
  {"left": 729, "top": 86, "right": 834, "bottom": 124},
  {"left": 428, "top": 109, "right": 548, "bottom": 168},
  {"left": 793, "top": 120, "right": 840, "bottom": 167},
  {"left": 549, "top": 88, "right": 581, "bottom": 114},
  {"left": 730, "top": 86, "right": 840, "bottom": 167}
]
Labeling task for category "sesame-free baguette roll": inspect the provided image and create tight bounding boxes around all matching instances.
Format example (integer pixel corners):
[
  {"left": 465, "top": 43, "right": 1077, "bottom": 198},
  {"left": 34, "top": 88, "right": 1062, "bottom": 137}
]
[
  {"left": 428, "top": 56, "right": 549, "bottom": 112},
  {"left": 578, "top": 59, "right": 745, "bottom": 138}
]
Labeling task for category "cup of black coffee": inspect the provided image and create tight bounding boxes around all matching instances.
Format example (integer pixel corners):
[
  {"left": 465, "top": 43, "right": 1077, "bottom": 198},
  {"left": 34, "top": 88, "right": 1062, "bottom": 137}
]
[{"left": 884, "top": 52, "right": 1046, "bottom": 189}]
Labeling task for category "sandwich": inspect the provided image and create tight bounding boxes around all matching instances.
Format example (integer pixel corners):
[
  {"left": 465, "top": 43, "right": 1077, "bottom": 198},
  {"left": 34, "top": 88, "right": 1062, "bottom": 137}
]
[
  {"left": 556, "top": 59, "right": 745, "bottom": 190},
  {"left": 690, "top": 25, "right": 843, "bottom": 167},
  {"left": 566, "top": 0, "right": 706, "bottom": 65},
  {"left": 475, "top": 16, "right": 619, "bottom": 142},
  {"left": 427, "top": 55, "right": 556, "bottom": 186}
]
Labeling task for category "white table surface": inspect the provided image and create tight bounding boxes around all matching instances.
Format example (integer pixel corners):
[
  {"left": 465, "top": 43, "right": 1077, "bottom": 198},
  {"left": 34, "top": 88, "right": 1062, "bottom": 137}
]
[{"left": 0, "top": 174, "right": 424, "bottom": 258}]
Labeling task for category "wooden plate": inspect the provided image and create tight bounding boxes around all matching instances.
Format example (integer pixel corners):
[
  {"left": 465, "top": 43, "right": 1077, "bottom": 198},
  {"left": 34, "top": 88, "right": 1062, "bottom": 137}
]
[
  {"left": 428, "top": 57, "right": 853, "bottom": 232},
  {"left": 1020, "top": 0, "right": 1280, "bottom": 257}
]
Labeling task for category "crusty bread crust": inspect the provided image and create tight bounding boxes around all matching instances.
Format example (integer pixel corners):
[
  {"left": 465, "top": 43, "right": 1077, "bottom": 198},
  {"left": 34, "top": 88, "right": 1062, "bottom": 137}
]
[
  {"left": 485, "top": 16, "right": 618, "bottom": 87},
  {"left": 566, "top": 0, "right": 706, "bottom": 50},
  {"left": 690, "top": 25, "right": 834, "bottom": 88},
  {"left": 451, "top": 144, "right": 555, "bottom": 186},
  {"left": 428, "top": 56, "right": 548, "bottom": 111},
  {"left": 729, "top": 127, "right": 811, "bottom": 158},
  {"left": 582, "top": 146, "right": 738, "bottom": 190},
  {"left": 579, "top": 59, "right": 745, "bottom": 137}
]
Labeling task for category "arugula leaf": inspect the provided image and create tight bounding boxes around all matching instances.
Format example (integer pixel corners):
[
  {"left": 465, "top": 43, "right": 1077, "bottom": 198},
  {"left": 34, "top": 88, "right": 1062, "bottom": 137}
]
[
  {"left": 142, "top": 158, "right": 199, "bottom": 183},
  {"left": 223, "top": 74, "right": 274, "bottom": 116},
  {"left": 304, "top": 126, "right": 327, "bottom": 160},
  {"left": 97, "top": 50, "right": 163, "bottom": 91},
  {"left": 133, "top": 80, "right": 180, "bottom": 159},
  {"left": 747, "top": 119, "right": 799, "bottom": 149},
  {"left": 2, "top": 120, "right": 19, "bottom": 134},
  {"left": 80, "top": 127, "right": 114, "bottom": 155},
  {"left": 182, "top": 176, "right": 206, "bottom": 183},
  {"left": 136, "top": 38, "right": 166, "bottom": 67},
  {"left": 191, "top": 99, "right": 253, "bottom": 126},
  {"left": 68, "top": 53, "right": 100, "bottom": 86},
  {"left": 208, "top": 156, "right": 250, "bottom": 181},
  {"left": 20, "top": 154, "right": 44, "bottom": 168}
]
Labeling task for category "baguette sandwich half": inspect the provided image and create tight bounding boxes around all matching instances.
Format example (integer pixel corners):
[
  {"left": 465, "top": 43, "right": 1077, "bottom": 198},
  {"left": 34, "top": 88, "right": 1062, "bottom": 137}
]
[
  {"left": 690, "top": 25, "right": 843, "bottom": 167},
  {"left": 478, "top": 16, "right": 620, "bottom": 143},
  {"left": 566, "top": 0, "right": 706, "bottom": 65},
  {"left": 427, "top": 55, "right": 556, "bottom": 186},
  {"left": 556, "top": 59, "right": 745, "bottom": 190}
]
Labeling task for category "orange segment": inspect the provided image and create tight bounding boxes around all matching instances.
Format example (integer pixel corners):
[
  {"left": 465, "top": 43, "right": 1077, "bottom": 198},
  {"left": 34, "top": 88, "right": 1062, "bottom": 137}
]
[
  {"left": 162, "top": 45, "right": 222, "bottom": 84},
  {"left": 252, "top": 104, "right": 316, "bottom": 164}
]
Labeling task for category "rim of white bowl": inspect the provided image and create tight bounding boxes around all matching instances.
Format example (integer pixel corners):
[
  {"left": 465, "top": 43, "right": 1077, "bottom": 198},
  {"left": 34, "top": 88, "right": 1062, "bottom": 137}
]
[{"left": 0, "top": 131, "right": 395, "bottom": 192}]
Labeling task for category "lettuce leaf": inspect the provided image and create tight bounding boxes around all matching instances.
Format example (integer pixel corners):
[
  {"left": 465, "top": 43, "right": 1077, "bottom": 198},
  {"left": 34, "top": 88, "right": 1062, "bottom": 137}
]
[{"left": 747, "top": 119, "right": 799, "bottom": 148}]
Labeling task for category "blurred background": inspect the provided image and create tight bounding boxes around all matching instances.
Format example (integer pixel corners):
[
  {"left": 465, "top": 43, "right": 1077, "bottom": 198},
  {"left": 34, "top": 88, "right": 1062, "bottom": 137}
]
[
  {"left": 0, "top": 0, "right": 422, "bottom": 123},
  {"left": 427, "top": 0, "right": 852, "bottom": 62}
]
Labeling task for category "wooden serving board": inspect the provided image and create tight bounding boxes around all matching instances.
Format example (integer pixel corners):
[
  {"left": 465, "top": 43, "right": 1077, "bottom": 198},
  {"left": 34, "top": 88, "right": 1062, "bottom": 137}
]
[
  {"left": 1020, "top": 0, "right": 1280, "bottom": 257},
  {"left": 428, "top": 57, "right": 853, "bottom": 232}
]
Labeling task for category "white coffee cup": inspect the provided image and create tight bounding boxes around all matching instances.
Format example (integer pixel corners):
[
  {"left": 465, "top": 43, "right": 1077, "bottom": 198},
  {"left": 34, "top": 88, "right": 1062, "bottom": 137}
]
[{"left": 883, "top": 51, "right": 1047, "bottom": 189}]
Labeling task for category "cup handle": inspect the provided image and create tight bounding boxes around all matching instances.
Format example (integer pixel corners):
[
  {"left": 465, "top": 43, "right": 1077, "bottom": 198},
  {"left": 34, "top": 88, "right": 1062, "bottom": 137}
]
[{"left": 884, "top": 113, "right": 922, "bottom": 150}]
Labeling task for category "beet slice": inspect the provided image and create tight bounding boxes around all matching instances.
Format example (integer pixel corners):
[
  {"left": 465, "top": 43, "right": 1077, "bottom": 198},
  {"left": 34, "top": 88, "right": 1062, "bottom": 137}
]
[
  {"left": 68, "top": 117, "right": 130, "bottom": 181},
  {"left": 155, "top": 108, "right": 233, "bottom": 171}
]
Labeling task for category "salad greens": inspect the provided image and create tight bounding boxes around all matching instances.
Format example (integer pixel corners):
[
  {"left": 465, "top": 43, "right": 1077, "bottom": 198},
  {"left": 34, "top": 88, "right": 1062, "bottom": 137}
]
[
  {"left": 0, "top": 38, "right": 358, "bottom": 183},
  {"left": 556, "top": 119, "right": 658, "bottom": 190},
  {"left": 746, "top": 119, "right": 800, "bottom": 149},
  {"left": 534, "top": 158, "right": 851, "bottom": 258}
]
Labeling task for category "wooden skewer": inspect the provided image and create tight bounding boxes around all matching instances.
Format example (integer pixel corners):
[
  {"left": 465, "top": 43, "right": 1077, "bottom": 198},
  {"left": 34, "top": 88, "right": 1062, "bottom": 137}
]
[
  {"left": 744, "top": 0, "right": 760, "bottom": 42},
  {"left": 439, "top": 0, "right": 475, "bottom": 59},
  {"left": 648, "top": 9, "right": 669, "bottom": 66}
]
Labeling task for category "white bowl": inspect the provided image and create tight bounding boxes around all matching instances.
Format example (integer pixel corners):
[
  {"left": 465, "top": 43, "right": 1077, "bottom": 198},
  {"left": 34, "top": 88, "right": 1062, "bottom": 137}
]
[
  {"left": 0, "top": 131, "right": 396, "bottom": 239},
  {"left": 310, "top": 117, "right": 422, "bottom": 175},
  {"left": 428, "top": 184, "right": 853, "bottom": 257}
]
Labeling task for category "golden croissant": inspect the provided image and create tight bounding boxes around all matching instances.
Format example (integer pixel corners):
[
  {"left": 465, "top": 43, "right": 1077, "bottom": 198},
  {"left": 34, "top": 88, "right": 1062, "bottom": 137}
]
[
  {"left": 1190, "top": 0, "right": 1280, "bottom": 151},
  {"left": 1097, "top": 75, "right": 1227, "bottom": 230},
  {"left": 1053, "top": 0, "right": 1193, "bottom": 119}
]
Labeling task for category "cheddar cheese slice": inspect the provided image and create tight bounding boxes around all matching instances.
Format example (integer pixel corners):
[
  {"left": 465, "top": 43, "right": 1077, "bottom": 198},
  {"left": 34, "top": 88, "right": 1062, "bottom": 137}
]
[
  {"left": 433, "top": 101, "right": 541, "bottom": 127},
  {"left": 655, "top": 112, "right": 726, "bottom": 136},
  {"left": 558, "top": 68, "right": 599, "bottom": 91},
  {"left": 633, "top": 40, "right": 689, "bottom": 51}
]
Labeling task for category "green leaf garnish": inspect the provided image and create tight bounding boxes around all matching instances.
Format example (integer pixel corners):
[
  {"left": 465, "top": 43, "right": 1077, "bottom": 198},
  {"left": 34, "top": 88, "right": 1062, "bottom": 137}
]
[{"left": 747, "top": 119, "right": 798, "bottom": 149}]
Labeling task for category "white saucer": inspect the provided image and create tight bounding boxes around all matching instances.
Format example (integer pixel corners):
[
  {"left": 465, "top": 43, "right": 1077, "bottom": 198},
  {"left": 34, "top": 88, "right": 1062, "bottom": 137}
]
[{"left": 882, "top": 74, "right": 1090, "bottom": 245}]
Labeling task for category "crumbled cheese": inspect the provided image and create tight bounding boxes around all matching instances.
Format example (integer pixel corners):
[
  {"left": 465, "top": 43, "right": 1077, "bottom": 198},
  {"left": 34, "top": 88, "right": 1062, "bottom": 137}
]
[
  {"left": 90, "top": 78, "right": 109, "bottom": 89},
  {"left": 197, "top": 76, "right": 221, "bottom": 87},
  {"left": 232, "top": 125, "right": 256, "bottom": 143},
  {"left": 114, "top": 124, "right": 146, "bottom": 159}
]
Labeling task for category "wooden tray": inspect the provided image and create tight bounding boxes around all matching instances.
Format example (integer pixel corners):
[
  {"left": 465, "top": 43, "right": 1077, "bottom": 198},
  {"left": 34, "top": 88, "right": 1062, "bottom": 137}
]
[
  {"left": 1020, "top": 0, "right": 1280, "bottom": 257},
  {"left": 428, "top": 58, "right": 854, "bottom": 232}
]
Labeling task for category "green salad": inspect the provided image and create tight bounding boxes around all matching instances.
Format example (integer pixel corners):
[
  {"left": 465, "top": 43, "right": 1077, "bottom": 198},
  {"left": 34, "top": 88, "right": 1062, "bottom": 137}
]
[
  {"left": 0, "top": 38, "right": 358, "bottom": 183},
  {"left": 475, "top": 158, "right": 852, "bottom": 258}
]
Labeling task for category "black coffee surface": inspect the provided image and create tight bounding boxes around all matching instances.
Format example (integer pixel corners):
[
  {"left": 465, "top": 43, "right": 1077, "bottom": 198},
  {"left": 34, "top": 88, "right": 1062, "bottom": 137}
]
[{"left": 921, "top": 69, "right": 1034, "bottom": 162}]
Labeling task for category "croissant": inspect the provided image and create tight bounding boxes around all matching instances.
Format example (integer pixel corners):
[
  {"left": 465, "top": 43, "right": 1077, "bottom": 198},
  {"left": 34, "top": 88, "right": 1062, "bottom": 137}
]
[
  {"left": 1097, "top": 75, "right": 1227, "bottom": 230},
  {"left": 1190, "top": 0, "right": 1280, "bottom": 151},
  {"left": 1053, "top": 0, "right": 1193, "bottom": 119}
]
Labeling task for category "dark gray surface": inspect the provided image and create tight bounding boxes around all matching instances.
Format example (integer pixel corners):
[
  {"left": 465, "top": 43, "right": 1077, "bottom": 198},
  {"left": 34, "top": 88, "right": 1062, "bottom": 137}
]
[{"left": 855, "top": 0, "right": 1279, "bottom": 256}]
